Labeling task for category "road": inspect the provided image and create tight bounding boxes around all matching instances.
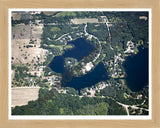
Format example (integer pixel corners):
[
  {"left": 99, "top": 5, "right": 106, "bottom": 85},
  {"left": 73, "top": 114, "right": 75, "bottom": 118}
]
[
  {"left": 116, "top": 100, "right": 149, "bottom": 115},
  {"left": 84, "top": 23, "right": 102, "bottom": 62},
  {"left": 105, "top": 19, "right": 114, "bottom": 50},
  {"left": 53, "top": 23, "right": 103, "bottom": 64},
  {"left": 78, "top": 92, "right": 148, "bottom": 115},
  {"left": 55, "top": 33, "right": 69, "bottom": 41}
]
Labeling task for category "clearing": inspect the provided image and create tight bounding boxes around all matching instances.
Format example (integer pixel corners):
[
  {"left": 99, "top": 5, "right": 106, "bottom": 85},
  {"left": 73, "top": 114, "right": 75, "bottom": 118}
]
[
  {"left": 11, "top": 87, "right": 40, "bottom": 107},
  {"left": 71, "top": 18, "right": 99, "bottom": 24}
]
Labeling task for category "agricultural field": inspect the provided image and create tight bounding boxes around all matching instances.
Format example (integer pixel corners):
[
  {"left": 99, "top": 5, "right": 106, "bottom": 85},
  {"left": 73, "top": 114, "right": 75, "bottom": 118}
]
[
  {"left": 11, "top": 11, "right": 149, "bottom": 117},
  {"left": 12, "top": 87, "right": 40, "bottom": 107},
  {"left": 71, "top": 18, "right": 99, "bottom": 24}
]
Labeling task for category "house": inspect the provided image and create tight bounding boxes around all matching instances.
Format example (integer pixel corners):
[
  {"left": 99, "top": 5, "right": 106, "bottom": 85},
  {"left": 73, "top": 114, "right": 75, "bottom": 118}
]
[
  {"left": 139, "top": 16, "right": 148, "bottom": 21},
  {"left": 99, "top": 16, "right": 107, "bottom": 22}
]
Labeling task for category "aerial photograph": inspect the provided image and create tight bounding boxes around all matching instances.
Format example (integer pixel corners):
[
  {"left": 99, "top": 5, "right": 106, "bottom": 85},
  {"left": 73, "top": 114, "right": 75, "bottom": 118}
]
[{"left": 11, "top": 10, "right": 149, "bottom": 116}]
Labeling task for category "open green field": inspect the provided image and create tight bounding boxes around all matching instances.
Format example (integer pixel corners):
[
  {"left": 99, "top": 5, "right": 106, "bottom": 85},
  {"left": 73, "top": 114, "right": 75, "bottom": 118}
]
[
  {"left": 50, "top": 27, "right": 61, "bottom": 32},
  {"left": 49, "top": 44, "right": 64, "bottom": 50},
  {"left": 55, "top": 12, "right": 77, "bottom": 17},
  {"left": 43, "top": 11, "right": 57, "bottom": 16}
]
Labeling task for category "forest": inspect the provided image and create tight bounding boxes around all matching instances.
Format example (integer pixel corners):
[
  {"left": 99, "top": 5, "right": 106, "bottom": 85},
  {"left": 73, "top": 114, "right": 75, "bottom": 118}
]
[
  {"left": 12, "top": 88, "right": 127, "bottom": 115},
  {"left": 12, "top": 11, "right": 149, "bottom": 115}
]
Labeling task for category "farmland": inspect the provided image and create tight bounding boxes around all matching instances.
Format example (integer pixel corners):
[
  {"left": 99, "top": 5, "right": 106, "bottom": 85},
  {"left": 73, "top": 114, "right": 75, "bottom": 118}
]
[
  {"left": 12, "top": 87, "right": 40, "bottom": 107},
  {"left": 11, "top": 11, "right": 149, "bottom": 116}
]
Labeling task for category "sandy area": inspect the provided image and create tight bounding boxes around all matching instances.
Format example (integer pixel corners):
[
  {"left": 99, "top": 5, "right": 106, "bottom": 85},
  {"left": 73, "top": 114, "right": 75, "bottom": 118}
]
[
  {"left": 71, "top": 18, "right": 99, "bottom": 24},
  {"left": 11, "top": 87, "right": 40, "bottom": 107},
  {"left": 11, "top": 24, "right": 47, "bottom": 64}
]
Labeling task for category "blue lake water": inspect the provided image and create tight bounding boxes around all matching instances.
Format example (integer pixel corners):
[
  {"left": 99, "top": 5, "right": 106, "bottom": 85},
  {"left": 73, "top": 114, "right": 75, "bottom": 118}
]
[
  {"left": 62, "top": 62, "right": 108, "bottom": 90},
  {"left": 123, "top": 47, "right": 149, "bottom": 91},
  {"left": 49, "top": 38, "right": 94, "bottom": 73},
  {"left": 63, "top": 38, "right": 94, "bottom": 61},
  {"left": 49, "top": 38, "right": 109, "bottom": 91},
  {"left": 49, "top": 37, "right": 149, "bottom": 92}
]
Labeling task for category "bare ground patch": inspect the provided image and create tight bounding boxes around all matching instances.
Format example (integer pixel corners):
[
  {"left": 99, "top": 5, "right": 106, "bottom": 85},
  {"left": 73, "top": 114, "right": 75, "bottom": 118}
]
[
  {"left": 11, "top": 87, "right": 40, "bottom": 107},
  {"left": 12, "top": 23, "right": 47, "bottom": 65},
  {"left": 11, "top": 21, "right": 48, "bottom": 88},
  {"left": 71, "top": 18, "right": 99, "bottom": 24}
]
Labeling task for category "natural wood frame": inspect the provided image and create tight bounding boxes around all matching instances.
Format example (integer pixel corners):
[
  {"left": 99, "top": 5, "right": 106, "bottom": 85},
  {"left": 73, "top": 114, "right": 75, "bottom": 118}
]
[{"left": 0, "top": 0, "right": 160, "bottom": 127}]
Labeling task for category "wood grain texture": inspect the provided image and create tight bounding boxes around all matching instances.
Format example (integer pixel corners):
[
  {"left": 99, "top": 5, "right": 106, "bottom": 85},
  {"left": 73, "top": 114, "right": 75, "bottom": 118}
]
[{"left": 0, "top": 0, "right": 160, "bottom": 128}]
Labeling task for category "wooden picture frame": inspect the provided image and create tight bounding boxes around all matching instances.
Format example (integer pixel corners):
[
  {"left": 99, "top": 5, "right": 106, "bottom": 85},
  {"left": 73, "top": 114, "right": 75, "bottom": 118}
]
[{"left": 0, "top": 0, "right": 160, "bottom": 127}]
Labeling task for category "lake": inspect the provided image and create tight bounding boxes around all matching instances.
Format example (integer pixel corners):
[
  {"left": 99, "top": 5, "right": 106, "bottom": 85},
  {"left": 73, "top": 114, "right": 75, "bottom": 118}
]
[
  {"left": 62, "top": 62, "right": 108, "bottom": 91},
  {"left": 49, "top": 38, "right": 148, "bottom": 92},
  {"left": 49, "top": 38, "right": 94, "bottom": 73},
  {"left": 49, "top": 38, "right": 109, "bottom": 91},
  {"left": 123, "top": 46, "right": 149, "bottom": 91}
]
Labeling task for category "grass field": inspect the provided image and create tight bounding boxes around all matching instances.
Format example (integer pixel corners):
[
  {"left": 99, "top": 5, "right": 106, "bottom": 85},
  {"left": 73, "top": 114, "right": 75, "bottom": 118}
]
[
  {"left": 55, "top": 12, "right": 76, "bottom": 17},
  {"left": 43, "top": 11, "right": 57, "bottom": 16},
  {"left": 50, "top": 27, "right": 61, "bottom": 32},
  {"left": 49, "top": 45, "right": 64, "bottom": 50}
]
